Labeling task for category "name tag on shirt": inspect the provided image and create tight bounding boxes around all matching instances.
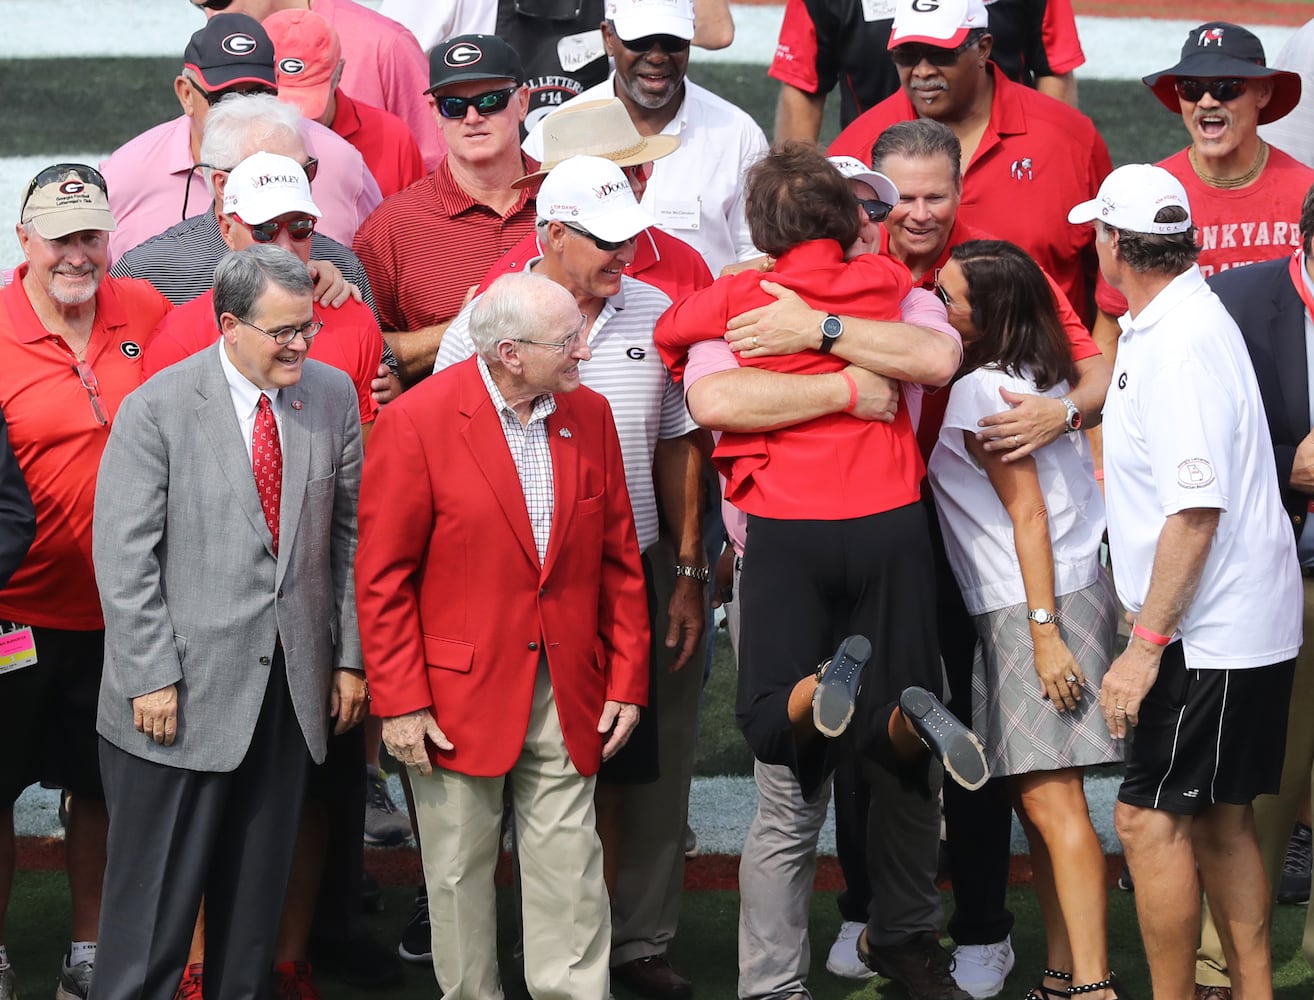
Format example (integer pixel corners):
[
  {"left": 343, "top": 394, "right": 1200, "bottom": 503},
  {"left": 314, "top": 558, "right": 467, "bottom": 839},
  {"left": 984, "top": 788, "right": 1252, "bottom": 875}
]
[
  {"left": 558, "top": 31, "right": 605, "bottom": 72},
  {"left": 860, "top": 0, "right": 896, "bottom": 21},
  {"left": 0, "top": 624, "right": 38, "bottom": 676},
  {"left": 652, "top": 199, "right": 701, "bottom": 232}
]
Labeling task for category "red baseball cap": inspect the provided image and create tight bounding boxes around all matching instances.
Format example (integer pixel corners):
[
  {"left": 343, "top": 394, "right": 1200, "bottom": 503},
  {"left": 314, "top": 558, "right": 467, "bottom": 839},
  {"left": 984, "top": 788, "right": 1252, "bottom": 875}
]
[{"left": 265, "top": 8, "right": 341, "bottom": 122}]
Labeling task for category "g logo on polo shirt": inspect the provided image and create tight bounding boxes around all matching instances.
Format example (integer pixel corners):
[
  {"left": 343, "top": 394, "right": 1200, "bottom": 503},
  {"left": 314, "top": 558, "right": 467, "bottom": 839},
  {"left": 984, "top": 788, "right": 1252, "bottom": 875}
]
[
  {"left": 445, "top": 43, "right": 483, "bottom": 67},
  {"left": 120, "top": 341, "right": 142, "bottom": 359},
  {"left": 221, "top": 33, "right": 258, "bottom": 56},
  {"left": 278, "top": 57, "right": 306, "bottom": 75},
  {"left": 1117, "top": 372, "right": 1128, "bottom": 390},
  {"left": 626, "top": 347, "right": 647, "bottom": 361},
  {"left": 1177, "top": 459, "right": 1215, "bottom": 489}
]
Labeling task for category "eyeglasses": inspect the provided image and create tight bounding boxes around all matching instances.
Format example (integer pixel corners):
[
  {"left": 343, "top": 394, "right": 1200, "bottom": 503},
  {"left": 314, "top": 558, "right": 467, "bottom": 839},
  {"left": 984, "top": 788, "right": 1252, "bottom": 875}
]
[
  {"left": 23, "top": 163, "right": 108, "bottom": 214},
  {"left": 1174, "top": 77, "right": 1249, "bottom": 103},
  {"left": 562, "top": 222, "right": 635, "bottom": 253},
  {"left": 514, "top": 315, "right": 589, "bottom": 353},
  {"left": 435, "top": 87, "right": 519, "bottom": 119},
  {"left": 233, "top": 213, "right": 317, "bottom": 243},
  {"left": 932, "top": 278, "right": 963, "bottom": 309},
  {"left": 858, "top": 198, "right": 893, "bottom": 223},
  {"left": 238, "top": 316, "right": 324, "bottom": 345},
  {"left": 72, "top": 360, "right": 109, "bottom": 427},
  {"left": 889, "top": 33, "right": 983, "bottom": 68},
  {"left": 190, "top": 0, "right": 235, "bottom": 8},
  {"left": 619, "top": 33, "right": 691, "bottom": 54},
  {"left": 187, "top": 78, "right": 278, "bottom": 108}
]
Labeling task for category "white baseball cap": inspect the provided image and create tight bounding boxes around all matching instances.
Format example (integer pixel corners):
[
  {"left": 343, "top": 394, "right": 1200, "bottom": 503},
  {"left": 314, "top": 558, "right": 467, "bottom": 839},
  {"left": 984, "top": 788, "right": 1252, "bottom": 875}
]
[
  {"left": 537, "top": 155, "right": 656, "bottom": 244},
  {"left": 828, "top": 156, "right": 900, "bottom": 207},
  {"left": 888, "top": 0, "right": 989, "bottom": 48},
  {"left": 222, "top": 151, "right": 322, "bottom": 224},
  {"left": 1067, "top": 164, "right": 1192, "bottom": 235},
  {"left": 606, "top": 0, "right": 696, "bottom": 42}
]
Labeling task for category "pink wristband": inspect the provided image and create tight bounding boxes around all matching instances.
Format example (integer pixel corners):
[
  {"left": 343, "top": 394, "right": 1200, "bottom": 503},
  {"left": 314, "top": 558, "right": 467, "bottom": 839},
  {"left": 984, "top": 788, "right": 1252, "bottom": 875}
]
[
  {"left": 840, "top": 371, "right": 858, "bottom": 414},
  {"left": 1132, "top": 622, "right": 1171, "bottom": 647}
]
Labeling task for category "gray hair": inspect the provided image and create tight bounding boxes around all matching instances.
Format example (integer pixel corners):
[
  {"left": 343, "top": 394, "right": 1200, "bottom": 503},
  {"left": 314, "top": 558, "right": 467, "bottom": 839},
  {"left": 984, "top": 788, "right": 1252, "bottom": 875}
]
[
  {"left": 213, "top": 244, "right": 314, "bottom": 325},
  {"left": 199, "top": 94, "right": 304, "bottom": 196},
  {"left": 1100, "top": 208, "right": 1200, "bottom": 277},
  {"left": 871, "top": 119, "right": 963, "bottom": 189},
  {"left": 469, "top": 272, "right": 575, "bottom": 362}
]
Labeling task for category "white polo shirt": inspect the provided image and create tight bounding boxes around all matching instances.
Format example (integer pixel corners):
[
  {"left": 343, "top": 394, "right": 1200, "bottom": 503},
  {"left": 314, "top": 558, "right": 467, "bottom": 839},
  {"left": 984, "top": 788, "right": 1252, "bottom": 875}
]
[
  {"left": 434, "top": 270, "right": 694, "bottom": 552},
  {"left": 523, "top": 77, "right": 768, "bottom": 274},
  {"left": 1102, "top": 266, "right": 1302, "bottom": 669}
]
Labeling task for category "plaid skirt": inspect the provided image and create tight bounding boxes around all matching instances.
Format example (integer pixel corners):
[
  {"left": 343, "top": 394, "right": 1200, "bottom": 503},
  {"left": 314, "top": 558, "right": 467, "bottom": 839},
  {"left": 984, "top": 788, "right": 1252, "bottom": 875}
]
[{"left": 970, "top": 567, "right": 1123, "bottom": 777}]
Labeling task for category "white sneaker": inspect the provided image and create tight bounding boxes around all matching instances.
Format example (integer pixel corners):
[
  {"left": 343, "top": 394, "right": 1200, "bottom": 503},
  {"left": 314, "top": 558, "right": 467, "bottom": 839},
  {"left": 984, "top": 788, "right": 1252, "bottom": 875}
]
[
  {"left": 825, "top": 921, "right": 877, "bottom": 980},
  {"left": 951, "top": 936, "right": 1014, "bottom": 999}
]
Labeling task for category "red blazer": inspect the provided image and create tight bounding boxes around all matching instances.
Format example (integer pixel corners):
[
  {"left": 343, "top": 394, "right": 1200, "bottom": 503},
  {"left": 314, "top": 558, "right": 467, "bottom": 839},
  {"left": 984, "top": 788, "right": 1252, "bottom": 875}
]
[{"left": 355, "top": 357, "right": 649, "bottom": 777}]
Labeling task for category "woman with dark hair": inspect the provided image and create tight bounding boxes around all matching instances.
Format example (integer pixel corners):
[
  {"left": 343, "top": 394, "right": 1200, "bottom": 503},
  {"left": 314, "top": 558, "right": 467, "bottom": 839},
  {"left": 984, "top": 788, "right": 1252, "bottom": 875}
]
[{"left": 928, "top": 240, "right": 1125, "bottom": 1000}]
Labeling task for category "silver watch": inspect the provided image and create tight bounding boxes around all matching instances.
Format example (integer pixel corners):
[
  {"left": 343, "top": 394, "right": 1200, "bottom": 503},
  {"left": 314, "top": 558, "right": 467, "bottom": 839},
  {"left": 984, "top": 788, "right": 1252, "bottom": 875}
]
[
  {"left": 1027, "top": 608, "right": 1059, "bottom": 626},
  {"left": 1061, "top": 397, "right": 1082, "bottom": 433}
]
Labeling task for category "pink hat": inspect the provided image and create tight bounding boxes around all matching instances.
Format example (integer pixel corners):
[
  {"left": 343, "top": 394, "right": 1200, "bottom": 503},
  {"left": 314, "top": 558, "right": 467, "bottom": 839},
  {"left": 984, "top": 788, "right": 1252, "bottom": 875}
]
[{"left": 265, "top": 8, "right": 341, "bottom": 122}]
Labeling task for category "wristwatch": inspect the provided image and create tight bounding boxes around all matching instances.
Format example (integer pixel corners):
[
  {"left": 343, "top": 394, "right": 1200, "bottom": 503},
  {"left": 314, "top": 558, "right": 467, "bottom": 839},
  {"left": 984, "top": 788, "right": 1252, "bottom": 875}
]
[
  {"left": 1061, "top": 397, "right": 1082, "bottom": 433},
  {"left": 819, "top": 314, "right": 844, "bottom": 354},
  {"left": 675, "top": 564, "right": 711, "bottom": 583},
  {"left": 1027, "top": 608, "right": 1059, "bottom": 626}
]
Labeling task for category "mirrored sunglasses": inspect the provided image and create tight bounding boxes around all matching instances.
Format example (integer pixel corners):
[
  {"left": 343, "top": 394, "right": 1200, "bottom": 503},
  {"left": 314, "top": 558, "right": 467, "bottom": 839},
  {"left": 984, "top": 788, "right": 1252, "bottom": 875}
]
[
  {"left": 436, "top": 87, "right": 519, "bottom": 119},
  {"left": 234, "top": 214, "right": 317, "bottom": 243},
  {"left": 23, "top": 163, "right": 108, "bottom": 213}
]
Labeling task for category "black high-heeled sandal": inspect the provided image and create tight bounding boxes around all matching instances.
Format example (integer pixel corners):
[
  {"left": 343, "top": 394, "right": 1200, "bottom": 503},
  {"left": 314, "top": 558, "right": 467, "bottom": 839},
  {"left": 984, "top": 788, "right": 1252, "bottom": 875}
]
[
  {"left": 1069, "top": 972, "right": 1131, "bottom": 1000},
  {"left": 1024, "top": 968, "right": 1071, "bottom": 1000}
]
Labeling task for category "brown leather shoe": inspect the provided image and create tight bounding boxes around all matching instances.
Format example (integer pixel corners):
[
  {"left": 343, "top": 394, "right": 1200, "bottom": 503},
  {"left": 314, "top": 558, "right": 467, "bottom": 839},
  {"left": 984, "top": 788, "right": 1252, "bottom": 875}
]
[
  {"left": 1194, "top": 986, "right": 1231, "bottom": 1000},
  {"left": 611, "top": 956, "right": 693, "bottom": 999}
]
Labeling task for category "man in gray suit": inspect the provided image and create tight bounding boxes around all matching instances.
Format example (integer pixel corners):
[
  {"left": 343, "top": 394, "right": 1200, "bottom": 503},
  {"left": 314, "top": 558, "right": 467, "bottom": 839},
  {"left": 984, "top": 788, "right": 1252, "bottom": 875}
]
[{"left": 89, "top": 244, "right": 366, "bottom": 1000}]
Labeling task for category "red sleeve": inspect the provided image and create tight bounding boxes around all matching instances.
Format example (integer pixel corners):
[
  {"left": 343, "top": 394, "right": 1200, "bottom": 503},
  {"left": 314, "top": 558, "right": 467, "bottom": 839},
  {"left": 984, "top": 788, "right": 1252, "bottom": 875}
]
[
  {"left": 1094, "top": 271, "right": 1128, "bottom": 319},
  {"left": 654, "top": 279, "right": 733, "bottom": 381},
  {"left": 337, "top": 299, "right": 385, "bottom": 425},
  {"left": 1046, "top": 270, "right": 1099, "bottom": 361},
  {"left": 141, "top": 305, "right": 212, "bottom": 382},
  {"left": 1042, "top": 0, "right": 1086, "bottom": 76},
  {"left": 769, "top": 0, "right": 822, "bottom": 94},
  {"left": 827, "top": 98, "right": 903, "bottom": 161},
  {"left": 476, "top": 232, "right": 539, "bottom": 296}
]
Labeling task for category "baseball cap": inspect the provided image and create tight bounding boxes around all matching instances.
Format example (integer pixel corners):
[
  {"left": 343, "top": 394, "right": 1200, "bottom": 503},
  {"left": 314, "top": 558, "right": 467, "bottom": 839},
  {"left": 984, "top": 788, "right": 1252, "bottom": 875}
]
[
  {"left": 265, "top": 9, "right": 340, "bottom": 122},
  {"left": 537, "top": 155, "right": 656, "bottom": 244},
  {"left": 222, "top": 151, "right": 322, "bottom": 225},
  {"left": 1067, "top": 164, "right": 1192, "bottom": 235},
  {"left": 514, "top": 98, "right": 679, "bottom": 187},
  {"left": 427, "top": 35, "right": 524, "bottom": 94},
  {"left": 1142, "top": 22, "right": 1301, "bottom": 124},
  {"left": 606, "top": 0, "right": 696, "bottom": 42},
  {"left": 828, "top": 156, "right": 900, "bottom": 207},
  {"left": 21, "top": 163, "right": 117, "bottom": 240},
  {"left": 183, "top": 13, "right": 277, "bottom": 91},
  {"left": 888, "top": 0, "right": 989, "bottom": 49}
]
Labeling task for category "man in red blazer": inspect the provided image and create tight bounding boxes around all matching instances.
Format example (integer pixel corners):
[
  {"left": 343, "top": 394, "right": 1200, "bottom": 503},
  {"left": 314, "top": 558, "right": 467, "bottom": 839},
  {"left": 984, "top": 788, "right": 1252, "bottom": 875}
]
[{"left": 355, "top": 271, "right": 649, "bottom": 999}]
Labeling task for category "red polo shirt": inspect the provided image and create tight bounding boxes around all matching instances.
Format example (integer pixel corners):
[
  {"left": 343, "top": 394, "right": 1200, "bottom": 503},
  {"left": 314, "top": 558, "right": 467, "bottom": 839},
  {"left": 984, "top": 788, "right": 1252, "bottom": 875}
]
[
  {"left": 0, "top": 268, "right": 172, "bottom": 630},
  {"left": 476, "top": 225, "right": 713, "bottom": 305},
  {"left": 142, "top": 289, "right": 381, "bottom": 425},
  {"left": 655, "top": 239, "right": 920, "bottom": 520},
  {"left": 830, "top": 66, "right": 1112, "bottom": 323},
  {"left": 331, "top": 89, "right": 426, "bottom": 199},
  {"left": 352, "top": 158, "right": 538, "bottom": 333}
]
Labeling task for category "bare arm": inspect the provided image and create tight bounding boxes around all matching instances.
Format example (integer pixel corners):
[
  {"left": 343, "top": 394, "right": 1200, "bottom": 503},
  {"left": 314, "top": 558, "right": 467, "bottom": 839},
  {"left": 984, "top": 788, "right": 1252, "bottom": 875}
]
[
  {"left": 773, "top": 83, "right": 825, "bottom": 145},
  {"left": 383, "top": 321, "right": 454, "bottom": 389},
  {"left": 653, "top": 432, "right": 708, "bottom": 671},
  {"left": 975, "top": 351, "right": 1113, "bottom": 461},
  {"left": 686, "top": 363, "right": 897, "bottom": 431},
  {"left": 692, "top": 0, "right": 735, "bottom": 48},
  {"left": 1099, "top": 507, "right": 1220, "bottom": 737},
  {"left": 1036, "top": 71, "right": 1079, "bottom": 108}
]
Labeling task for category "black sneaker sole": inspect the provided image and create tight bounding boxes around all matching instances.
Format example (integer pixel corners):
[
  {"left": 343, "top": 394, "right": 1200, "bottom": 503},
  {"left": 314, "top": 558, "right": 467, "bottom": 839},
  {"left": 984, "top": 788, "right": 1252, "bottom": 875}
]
[
  {"left": 899, "top": 686, "right": 988, "bottom": 791},
  {"left": 813, "top": 635, "right": 872, "bottom": 738}
]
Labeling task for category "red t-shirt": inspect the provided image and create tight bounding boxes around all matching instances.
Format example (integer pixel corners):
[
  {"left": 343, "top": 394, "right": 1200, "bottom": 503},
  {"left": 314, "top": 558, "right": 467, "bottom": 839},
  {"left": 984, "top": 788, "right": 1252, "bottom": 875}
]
[
  {"left": 1094, "top": 145, "right": 1314, "bottom": 317},
  {"left": 0, "top": 269, "right": 172, "bottom": 629},
  {"left": 655, "top": 239, "right": 921, "bottom": 520},
  {"left": 142, "top": 289, "right": 381, "bottom": 426},
  {"left": 352, "top": 157, "right": 539, "bottom": 333},
  {"left": 829, "top": 67, "right": 1111, "bottom": 324},
  {"left": 477, "top": 226, "right": 713, "bottom": 305},
  {"left": 331, "top": 89, "right": 426, "bottom": 200}
]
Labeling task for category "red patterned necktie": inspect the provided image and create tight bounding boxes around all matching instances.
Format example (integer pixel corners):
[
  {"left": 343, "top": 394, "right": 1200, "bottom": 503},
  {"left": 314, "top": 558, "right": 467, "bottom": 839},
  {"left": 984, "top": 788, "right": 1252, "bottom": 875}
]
[{"left": 252, "top": 393, "right": 283, "bottom": 555}]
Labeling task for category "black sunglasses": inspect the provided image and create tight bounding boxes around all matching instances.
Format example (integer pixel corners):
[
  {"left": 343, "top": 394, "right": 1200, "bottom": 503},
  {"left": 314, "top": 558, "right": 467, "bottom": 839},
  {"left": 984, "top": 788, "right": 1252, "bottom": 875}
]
[
  {"left": 890, "top": 32, "right": 983, "bottom": 68},
  {"left": 190, "top": 0, "right": 236, "bottom": 9},
  {"left": 619, "top": 33, "right": 691, "bottom": 53},
  {"left": 234, "top": 214, "right": 317, "bottom": 243},
  {"left": 1174, "top": 77, "right": 1248, "bottom": 103},
  {"left": 23, "top": 163, "right": 108, "bottom": 212},
  {"left": 858, "top": 198, "right": 892, "bottom": 223},
  {"left": 562, "top": 222, "right": 634, "bottom": 253},
  {"left": 435, "top": 87, "right": 519, "bottom": 120},
  {"left": 188, "top": 78, "right": 278, "bottom": 107}
]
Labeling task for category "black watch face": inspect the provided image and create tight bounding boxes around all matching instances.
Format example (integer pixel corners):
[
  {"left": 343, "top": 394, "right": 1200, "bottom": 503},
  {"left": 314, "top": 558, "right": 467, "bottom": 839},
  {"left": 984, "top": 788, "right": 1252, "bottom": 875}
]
[{"left": 822, "top": 316, "right": 842, "bottom": 338}]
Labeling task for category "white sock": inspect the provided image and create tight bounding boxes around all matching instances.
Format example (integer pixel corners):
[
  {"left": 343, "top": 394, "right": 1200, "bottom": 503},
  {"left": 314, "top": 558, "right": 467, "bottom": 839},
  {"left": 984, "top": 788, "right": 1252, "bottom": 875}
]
[
  {"left": 69, "top": 941, "right": 96, "bottom": 966},
  {"left": 0, "top": 943, "right": 9, "bottom": 967}
]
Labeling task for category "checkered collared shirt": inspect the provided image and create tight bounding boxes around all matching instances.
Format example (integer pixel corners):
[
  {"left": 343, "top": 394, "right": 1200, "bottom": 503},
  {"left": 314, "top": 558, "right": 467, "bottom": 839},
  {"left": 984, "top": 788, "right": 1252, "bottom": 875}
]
[{"left": 477, "top": 357, "right": 557, "bottom": 563}]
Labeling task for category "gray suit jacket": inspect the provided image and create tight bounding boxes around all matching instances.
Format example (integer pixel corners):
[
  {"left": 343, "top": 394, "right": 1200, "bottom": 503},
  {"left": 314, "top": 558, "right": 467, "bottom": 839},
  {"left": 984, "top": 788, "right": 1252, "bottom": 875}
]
[{"left": 93, "top": 343, "right": 363, "bottom": 770}]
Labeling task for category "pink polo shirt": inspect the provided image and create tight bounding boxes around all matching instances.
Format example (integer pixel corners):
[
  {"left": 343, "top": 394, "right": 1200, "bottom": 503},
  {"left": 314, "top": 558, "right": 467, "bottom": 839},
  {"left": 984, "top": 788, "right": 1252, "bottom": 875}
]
[
  {"left": 310, "top": 0, "right": 446, "bottom": 173},
  {"left": 101, "top": 114, "right": 383, "bottom": 259}
]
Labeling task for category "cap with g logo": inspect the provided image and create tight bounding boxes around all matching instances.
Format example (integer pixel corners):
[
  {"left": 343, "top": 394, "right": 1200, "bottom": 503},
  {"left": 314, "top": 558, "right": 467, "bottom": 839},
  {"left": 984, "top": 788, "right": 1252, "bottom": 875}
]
[
  {"left": 426, "top": 34, "right": 524, "bottom": 95},
  {"left": 183, "top": 12, "right": 277, "bottom": 91},
  {"left": 265, "top": 8, "right": 341, "bottom": 121},
  {"left": 21, "top": 165, "right": 117, "bottom": 241}
]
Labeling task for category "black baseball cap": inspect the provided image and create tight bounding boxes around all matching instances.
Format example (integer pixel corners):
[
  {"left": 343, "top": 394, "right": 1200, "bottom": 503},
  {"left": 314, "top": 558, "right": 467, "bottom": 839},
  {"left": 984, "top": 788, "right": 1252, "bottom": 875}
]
[
  {"left": 426, "top": 34, "right": 524, "bottom": 95},
  {"left": 1143, "top": 21, "right": 1301, "bottom": 124},
  {"left": 183, "top": 12, "right": 278, "bottom": 91}
]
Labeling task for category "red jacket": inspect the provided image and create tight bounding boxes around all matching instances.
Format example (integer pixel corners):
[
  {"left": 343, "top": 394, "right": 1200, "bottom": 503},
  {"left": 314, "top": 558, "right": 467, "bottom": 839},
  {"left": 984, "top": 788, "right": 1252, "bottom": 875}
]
[{"left": 355, "top": 357, "right": 649, "bottom": 777}]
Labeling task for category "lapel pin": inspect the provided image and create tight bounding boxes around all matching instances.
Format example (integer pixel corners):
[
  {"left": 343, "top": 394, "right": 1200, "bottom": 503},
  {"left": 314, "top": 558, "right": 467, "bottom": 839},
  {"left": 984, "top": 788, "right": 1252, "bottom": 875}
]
[
  {"left": 559, "top": 428, "right": 572, "bottom": 438},
  {"left": 291, "top": 400, "right": 304, "bottom": 410}
]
